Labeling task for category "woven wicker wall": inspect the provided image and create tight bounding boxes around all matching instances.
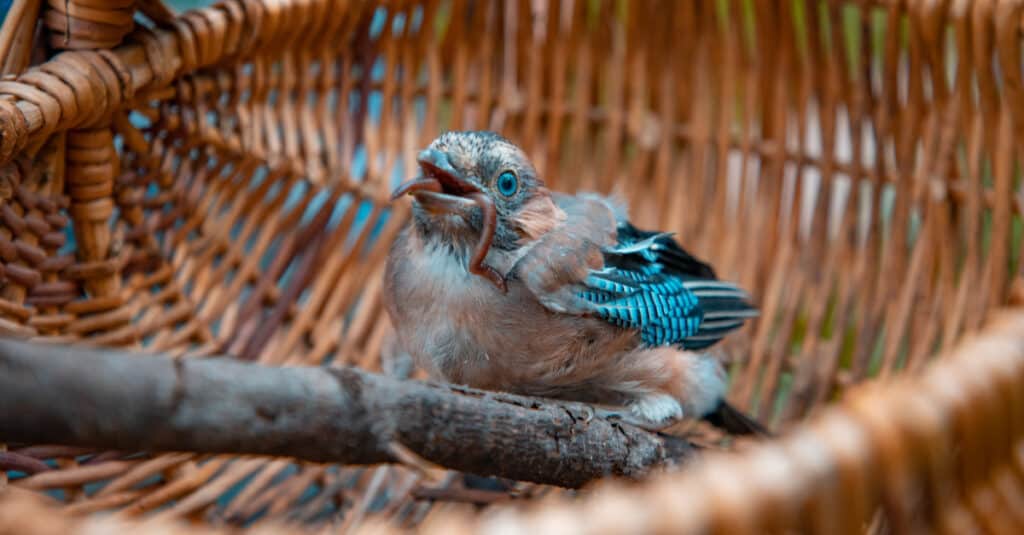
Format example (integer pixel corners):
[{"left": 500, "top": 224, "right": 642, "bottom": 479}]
[{"left": 0, "top": 0, "right": 1022, "bottom": 533}]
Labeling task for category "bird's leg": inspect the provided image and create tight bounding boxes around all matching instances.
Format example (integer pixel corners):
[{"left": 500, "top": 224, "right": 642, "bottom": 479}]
[
  {"left": 579, "top": 404, "right": 595, "bottom": 423},
  {"left": 467, "top": 192, "right": 507, "bottom": 293},
  {"left": 594, "top": 394, "right": 684, "bottom": 431}
]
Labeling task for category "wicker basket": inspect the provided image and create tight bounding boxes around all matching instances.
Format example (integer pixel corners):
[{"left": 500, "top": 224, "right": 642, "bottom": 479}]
[{"left": 0, "top": 0, "right": 1022, "bottom": 532}]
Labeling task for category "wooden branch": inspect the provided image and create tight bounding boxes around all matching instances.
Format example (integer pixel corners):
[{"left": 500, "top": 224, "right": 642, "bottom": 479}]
[{"left": 0, "top": 339, "right": 693, "bottom": 488}]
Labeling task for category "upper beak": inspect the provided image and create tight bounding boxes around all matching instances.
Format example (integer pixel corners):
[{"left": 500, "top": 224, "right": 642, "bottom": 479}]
[{"left": 389, "top": 149, "right": 482, "bottom": 216}]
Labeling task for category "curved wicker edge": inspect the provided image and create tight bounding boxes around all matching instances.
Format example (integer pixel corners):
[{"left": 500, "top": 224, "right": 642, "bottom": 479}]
[
  {"left": 0, "top": 490, "right": 276, "bottom": 534},
  {"left": 0, "top": 0, "right": 267, "bottom": 163},
  {"left": 0, "top": 0, "right": 397, "bottom": 164},
  {"left": 415, "top": 303, "right": 1024, "bottom": 535}
]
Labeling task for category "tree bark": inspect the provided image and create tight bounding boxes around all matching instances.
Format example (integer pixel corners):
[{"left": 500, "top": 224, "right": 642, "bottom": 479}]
[{"left": 0, "top": 339, "right": 693, "bottom": 488}]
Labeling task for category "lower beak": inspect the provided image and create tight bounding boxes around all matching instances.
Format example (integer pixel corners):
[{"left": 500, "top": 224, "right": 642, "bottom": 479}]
[
  {"left": 390, "top": 177, "right": 441, "bottom": 200},
  {"left": 411, "top": 191, "right": 479, "bottom": 218}
]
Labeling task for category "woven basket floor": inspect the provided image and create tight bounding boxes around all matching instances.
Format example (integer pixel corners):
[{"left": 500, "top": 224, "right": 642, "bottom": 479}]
[{"left": 0, "top": 0, "right": 1023, "bottom": 533}]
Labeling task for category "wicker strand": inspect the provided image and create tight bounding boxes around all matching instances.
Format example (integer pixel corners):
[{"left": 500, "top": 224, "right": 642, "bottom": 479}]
[{"left": 44, "top": 0, "right": 136, "bottom": 50}]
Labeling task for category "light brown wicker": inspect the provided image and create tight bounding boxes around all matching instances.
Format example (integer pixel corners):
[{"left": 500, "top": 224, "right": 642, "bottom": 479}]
[{"left": 0, "top": 0, "right": 1022, "bottom": 533}]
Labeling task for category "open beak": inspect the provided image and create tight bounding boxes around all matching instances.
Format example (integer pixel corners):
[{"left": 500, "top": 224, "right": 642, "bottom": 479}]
[{"left": 390, "top": 149, "right": 481, "bottom": 217}]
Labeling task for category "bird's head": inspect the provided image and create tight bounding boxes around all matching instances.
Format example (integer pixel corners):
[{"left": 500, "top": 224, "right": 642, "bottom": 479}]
[{"left": 391, "top": 131, "right": 562, "bottom": 254}]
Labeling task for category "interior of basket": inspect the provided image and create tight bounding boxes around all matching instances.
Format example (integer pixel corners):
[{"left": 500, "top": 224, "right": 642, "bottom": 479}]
[{"left": 2, "top": 0, "right": 1022, "bottom": 529}]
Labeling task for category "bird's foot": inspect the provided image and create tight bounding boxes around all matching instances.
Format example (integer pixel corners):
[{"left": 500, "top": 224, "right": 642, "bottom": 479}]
[
  {"left": 595, "top": 393, "right": 684, "bottom": 431},
  {"left": 575, "top": 404, "right": 595, "bottom": 424}
]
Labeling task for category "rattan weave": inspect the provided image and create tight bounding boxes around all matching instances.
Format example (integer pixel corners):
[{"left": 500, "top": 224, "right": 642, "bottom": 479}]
[{"left": 0, "top": 0, "right": 1022, "bottom": 533}]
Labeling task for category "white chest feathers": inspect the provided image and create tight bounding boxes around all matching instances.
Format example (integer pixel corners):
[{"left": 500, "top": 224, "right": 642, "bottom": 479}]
[{"left": 390, "top": 242, "right": 505, "bottom": 381}]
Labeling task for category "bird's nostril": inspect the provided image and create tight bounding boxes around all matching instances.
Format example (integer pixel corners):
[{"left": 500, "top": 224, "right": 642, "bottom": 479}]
[{"left": 417, "top": 148, "right": 458, "bottom": 177}]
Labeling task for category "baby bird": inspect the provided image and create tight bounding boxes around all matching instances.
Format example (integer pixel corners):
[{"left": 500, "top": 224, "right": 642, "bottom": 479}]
[{"left": 383, "top": 131, "right": 766, "bottom": 435}]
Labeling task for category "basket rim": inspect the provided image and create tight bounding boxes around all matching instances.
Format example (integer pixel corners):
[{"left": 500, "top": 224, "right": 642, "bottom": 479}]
[{"left": 415, "top": 300, "right": 1024, "bottom": 534}]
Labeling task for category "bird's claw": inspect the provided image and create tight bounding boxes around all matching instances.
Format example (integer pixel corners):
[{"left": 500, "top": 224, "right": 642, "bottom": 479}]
[
  {"left": 589, "top": 395, "right": 684, "bottom": 428},
  {"left": 595, "top": 407, "right": 626, "bottom": 422},
  {"left": 576, "top": 404, "right": 595, "bottom": 424}
]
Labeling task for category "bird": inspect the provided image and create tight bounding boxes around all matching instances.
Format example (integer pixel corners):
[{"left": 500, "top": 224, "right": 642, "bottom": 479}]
[{"left": 383, "top": 130, "right": 767, "bottom": 436}]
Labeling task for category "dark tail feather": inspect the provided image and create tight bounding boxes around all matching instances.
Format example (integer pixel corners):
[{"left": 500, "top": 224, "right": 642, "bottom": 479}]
[
  {"left": 680, "top": 280, "right": 758, "bottom": 350},
  {"left": 703, "top": 400, "right": 772, "bottom": 437}
]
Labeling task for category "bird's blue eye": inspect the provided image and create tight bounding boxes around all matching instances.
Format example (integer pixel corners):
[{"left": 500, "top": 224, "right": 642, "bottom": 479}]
[{"left": 496, "top": 171, "right": 518, "bottom": 197}]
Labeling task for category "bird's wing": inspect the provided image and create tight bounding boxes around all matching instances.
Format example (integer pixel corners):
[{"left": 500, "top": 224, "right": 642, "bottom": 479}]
[
  {"left": 613, "top": 220, "right": 719, "bottom": 280},
  {"left": 515, "top": 196, "right": 757, "bottom": 350},
  {"left": 512, "top": 193, "right": 615, "bottom": 314},
  {"left": 581, "top": 230, "right": 758, "bottom": 349}
]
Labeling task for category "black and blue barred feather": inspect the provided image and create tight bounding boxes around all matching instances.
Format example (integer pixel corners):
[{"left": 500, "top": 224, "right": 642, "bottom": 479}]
[
  {"left": 614, "top": 221, "right": 719, "bottom": 280},
  {"left": 578, "top": 221, "right": 757, "bottom": 349}
]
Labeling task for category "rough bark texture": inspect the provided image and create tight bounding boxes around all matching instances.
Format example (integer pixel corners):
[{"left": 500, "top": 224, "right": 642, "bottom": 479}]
[{"left": 0, "top": 339, "right": 693, "bottom": 488}]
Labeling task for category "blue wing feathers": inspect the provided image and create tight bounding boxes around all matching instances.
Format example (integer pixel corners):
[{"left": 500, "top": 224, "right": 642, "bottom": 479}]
[
  {"left": 615, "top": 221, "right": 719, "bottom": 279},
  {"left": 577, "top": 221, "right": 757, "bottom": 349}
]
